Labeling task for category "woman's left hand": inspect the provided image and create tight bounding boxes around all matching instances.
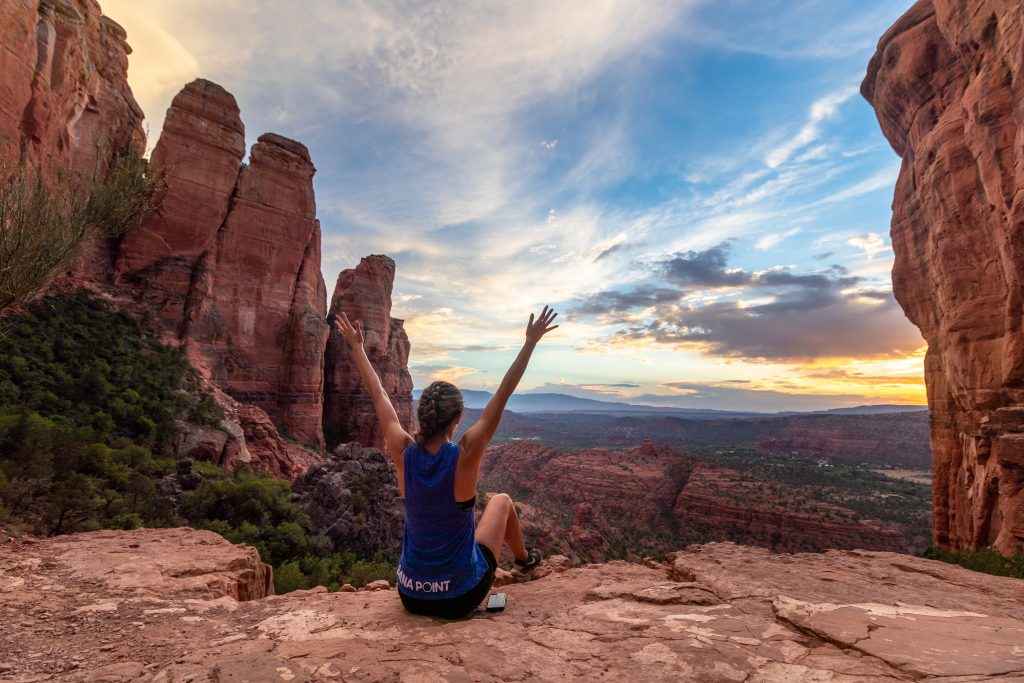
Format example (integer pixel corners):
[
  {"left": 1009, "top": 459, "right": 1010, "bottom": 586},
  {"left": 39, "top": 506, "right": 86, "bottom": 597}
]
[
  {"left": 525, "top": 305, "right": 559, "bottom": 344},
  {"left": 332, "top": 311, "right": 364, "bottom": 348}
]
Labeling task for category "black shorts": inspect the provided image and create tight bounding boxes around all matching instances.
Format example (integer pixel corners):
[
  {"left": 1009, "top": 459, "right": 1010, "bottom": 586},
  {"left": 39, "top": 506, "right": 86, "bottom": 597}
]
[{"left": 399, "top": 544, "right": 498, "bottom": 619}]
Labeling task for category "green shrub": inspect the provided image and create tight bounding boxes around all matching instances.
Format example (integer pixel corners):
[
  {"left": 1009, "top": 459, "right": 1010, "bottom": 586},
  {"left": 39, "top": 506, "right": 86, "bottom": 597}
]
[
  {"left": 923, "top": 545, "right": 1024, "bottom": 579},
  {"left": 274, "top": 561, "right": 310, "bottom": 594}
]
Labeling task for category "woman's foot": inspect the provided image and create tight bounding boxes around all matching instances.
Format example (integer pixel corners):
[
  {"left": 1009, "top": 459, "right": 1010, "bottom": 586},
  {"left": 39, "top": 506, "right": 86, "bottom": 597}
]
[{"left": 513, "top": 548, "right": 543, "bottom": 576}]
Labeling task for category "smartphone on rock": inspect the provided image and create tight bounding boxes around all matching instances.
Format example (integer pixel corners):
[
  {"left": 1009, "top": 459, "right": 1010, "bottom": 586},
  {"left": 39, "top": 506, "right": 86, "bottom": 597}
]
[{"left": 486, "top": 592, "right": 506, "bottom": 612}]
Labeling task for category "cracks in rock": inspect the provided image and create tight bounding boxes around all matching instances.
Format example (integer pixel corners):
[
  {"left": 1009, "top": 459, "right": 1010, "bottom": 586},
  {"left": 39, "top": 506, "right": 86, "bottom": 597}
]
[
  {"left": 769, "top": 604, "right": 919, "bottom": 682},
  {"left": 178, "top": 164, "right": 244, "bottom": 344}
]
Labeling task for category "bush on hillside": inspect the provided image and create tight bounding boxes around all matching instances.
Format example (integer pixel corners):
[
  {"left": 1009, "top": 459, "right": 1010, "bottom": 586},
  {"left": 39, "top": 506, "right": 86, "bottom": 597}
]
[
  {"left": 0, "top": 150, "right": 158, "bottom": 319},
  {"left": 923, "top": 545, "right": 1024, "bottom": 579}
]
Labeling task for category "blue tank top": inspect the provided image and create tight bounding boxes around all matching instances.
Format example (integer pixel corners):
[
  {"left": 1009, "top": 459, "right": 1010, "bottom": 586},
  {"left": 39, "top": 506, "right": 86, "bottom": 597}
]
[{"left": 396, "top": 441, "right": 490, "bottom": 600}]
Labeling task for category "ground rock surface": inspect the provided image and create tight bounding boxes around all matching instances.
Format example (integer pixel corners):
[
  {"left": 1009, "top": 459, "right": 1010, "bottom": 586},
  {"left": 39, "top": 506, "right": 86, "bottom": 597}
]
[
  {"left": 863, "top": 0, "right": 1024, "bottom": 553},
  {"left": 1, "top": 529, "right": 1022, "bottom": 681}
]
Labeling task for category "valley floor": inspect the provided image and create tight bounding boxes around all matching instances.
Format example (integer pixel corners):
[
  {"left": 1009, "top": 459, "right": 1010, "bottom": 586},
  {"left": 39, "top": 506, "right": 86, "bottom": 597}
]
[{"left": 1, "top": 528, "right": 1022, "bottom": 681}]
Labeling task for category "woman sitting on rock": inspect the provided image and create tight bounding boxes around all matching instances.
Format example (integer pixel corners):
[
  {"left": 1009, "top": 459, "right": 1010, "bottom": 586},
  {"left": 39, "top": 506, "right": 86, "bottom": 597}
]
[{"left": 332, "top": 306, "right": 559, "bottom": 619}]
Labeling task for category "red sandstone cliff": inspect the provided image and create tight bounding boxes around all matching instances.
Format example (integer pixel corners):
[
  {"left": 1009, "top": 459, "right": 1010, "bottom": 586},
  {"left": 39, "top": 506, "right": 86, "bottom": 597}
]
[
  {"left": 863, "top": 0, "right": 1024, "bottom": 554},
  {"left": 114, "top": 81, "right": 329, "bottom": 455},
  {"left": 324, "top": 255, "right": 413, "bottom": 450}
]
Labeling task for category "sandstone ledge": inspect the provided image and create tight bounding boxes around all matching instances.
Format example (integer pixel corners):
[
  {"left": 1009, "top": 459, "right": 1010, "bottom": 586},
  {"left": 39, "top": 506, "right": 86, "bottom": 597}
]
[{"left": 1, "top": 530, "right": 1022, "bottom": 681}]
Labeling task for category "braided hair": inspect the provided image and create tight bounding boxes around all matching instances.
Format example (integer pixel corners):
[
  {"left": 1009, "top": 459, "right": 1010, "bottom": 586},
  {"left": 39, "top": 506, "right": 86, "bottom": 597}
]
[{"left": 414, "top": 381, "right": 464, "bottom": 445}]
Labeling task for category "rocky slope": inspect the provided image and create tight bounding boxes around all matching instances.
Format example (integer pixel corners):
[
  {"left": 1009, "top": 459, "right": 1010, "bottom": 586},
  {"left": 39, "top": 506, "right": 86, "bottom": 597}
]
[
  {"left": 292, "top": 442, "right": 404, "bottom": 560},
  {"left": 863, "top": 0, "right": 1024, "bottom": 554},
  {"left": 1, "top": 527, "right": 1022, "bottom": 681}
]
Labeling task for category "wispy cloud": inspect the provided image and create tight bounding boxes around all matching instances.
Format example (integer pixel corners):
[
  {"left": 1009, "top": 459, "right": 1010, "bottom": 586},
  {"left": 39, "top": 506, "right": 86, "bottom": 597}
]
[{"left": 764, "top": 86, "right": 859, "bottom": 169}]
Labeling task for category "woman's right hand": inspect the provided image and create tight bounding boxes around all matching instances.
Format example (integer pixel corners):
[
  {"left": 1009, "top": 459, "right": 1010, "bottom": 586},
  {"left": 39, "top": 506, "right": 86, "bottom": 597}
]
[
  {"left": 332, "top": 311, "right": 364, "bottom": 349},
  {"left": 525, "top": 305, "right": 559, "bottom": 344}
]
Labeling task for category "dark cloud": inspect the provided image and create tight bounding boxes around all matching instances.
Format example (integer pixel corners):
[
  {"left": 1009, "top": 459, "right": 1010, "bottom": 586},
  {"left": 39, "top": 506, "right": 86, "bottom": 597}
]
[
  {"left": 573, "top": 243, "right": 922, "bottom": 361},
  {"left": 569, "top": 286, "right": 683, "bottom": 315},
  {"left": 583, "top": 382, "right": 641, "bottom": 388},
  {"left": 813, "top": 251, "right": 835, "bottom": 260},
  {"left": 661, "top": 243, "right": 859, "bottom": 292},
  {"left": 615, "top": 290, "right": 923, "bottom": 360},
  {"left": 661, "top": 243, "right": 750, "bottom": 287}
]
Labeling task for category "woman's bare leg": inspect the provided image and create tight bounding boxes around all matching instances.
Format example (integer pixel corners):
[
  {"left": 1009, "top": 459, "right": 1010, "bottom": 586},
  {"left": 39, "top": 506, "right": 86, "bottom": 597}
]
[{"left": 475, "top": 493, "right": 527, "bottom": 562}]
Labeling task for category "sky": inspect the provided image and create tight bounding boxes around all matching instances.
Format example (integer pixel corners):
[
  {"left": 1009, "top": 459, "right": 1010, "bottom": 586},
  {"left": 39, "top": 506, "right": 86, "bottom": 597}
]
[{"left": 102, "top": 0, "right": 926, "bottom": 412}]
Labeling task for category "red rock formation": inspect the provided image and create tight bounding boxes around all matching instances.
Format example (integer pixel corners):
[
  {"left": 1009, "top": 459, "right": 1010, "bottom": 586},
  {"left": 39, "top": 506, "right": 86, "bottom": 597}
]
[
  {"left": 324, "top": 255, "right": 413, "bottom": 449},
  {"left": 186, "top": 132, "right": 328, "bottom": 450},
  {"left": 863, "top": 0, "right": 1024, "bottom": 554},
  {"left": 22, "top": 3, "right": 143, "bottom": 172},
  {"left": 565, "top": 503, "right": 611, "bottom": 563},
  {"left": 114, "top": 80, "right": 329, "bottom": 462},
  {"left": 114, "top": 79, "right": 245, "bottom": 327},
  {"left": 0, "top": 4, "right": 412, "bottom": 477},
  {"left": 0, "top": 1, "right": 39, "bottom": 160},
  {"left": 229, "top": 404, "right": 321, "bottom": 481},
  {"left": 0, "top": 1, "right": 145, "bottom": 283}
]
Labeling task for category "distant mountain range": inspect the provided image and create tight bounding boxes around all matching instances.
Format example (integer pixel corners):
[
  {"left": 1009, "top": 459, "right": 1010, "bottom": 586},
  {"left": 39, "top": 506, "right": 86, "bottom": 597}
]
[{"left": 410, "top": 389, "right": 926, "bottom": 418}]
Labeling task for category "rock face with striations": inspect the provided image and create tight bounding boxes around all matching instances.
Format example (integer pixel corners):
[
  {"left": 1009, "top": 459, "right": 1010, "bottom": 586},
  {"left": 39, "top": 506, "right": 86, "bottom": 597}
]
[
  {"left": 324, "top": 255, "right": 413, "bottom": 450},
  {"left": 115, "top": 80, "right": 329, "bottom": 459},
  {"left": 863, "top": 0, "right": 1024, "bottom": 554},
  {"left": 0, "top": 0, "right": 144, "bottom": 168}
]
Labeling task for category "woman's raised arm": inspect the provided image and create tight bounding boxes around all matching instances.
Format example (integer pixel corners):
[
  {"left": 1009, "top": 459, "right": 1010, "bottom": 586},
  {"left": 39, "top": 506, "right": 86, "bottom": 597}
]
[
  {"left": 459, "top": 306, "right": 559, "bottom": 461},
  {"left": 332, "top": 311, "right": 412, "bottom": 465}
]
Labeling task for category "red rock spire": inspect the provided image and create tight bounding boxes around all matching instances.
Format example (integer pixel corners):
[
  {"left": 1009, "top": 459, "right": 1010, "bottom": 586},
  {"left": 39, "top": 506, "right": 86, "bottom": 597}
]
[{"left": 863, "top": 0, "right": 1024, "bottom": 555}]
